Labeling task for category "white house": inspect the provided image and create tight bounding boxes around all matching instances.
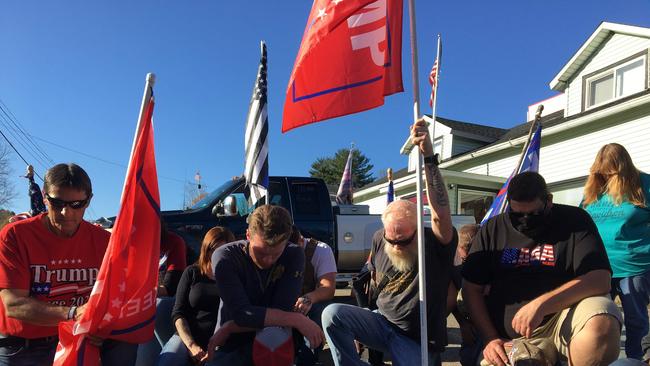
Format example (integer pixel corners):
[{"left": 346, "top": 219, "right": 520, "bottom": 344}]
[{"left": 355, "top": 21, "right": 650, "bottom": 223}]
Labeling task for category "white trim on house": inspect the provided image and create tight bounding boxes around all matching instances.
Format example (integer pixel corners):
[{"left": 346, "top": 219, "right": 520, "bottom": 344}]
[
  {"left": 438, "top": 91, "right": 650, "bottom": 169},
  {"left": 550, "top": 22, "right": 650, "bottom": 91}
]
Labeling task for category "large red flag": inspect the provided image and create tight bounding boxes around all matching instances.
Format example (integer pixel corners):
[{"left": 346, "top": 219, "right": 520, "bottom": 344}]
[
  {"left": 54, "top": 75, "right": 160, "bottom": 365},
  {"left": 282, "top": 0, "right": 403, "bottom": 133}
]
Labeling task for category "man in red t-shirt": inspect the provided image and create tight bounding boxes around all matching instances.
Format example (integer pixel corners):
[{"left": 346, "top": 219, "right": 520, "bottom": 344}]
[{"left": 0, "top": 163, "right": 138, "bottom": 365}]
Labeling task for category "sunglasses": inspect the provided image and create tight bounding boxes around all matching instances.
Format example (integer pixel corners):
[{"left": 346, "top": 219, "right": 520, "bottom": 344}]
[
  {"left": 383, "top": 231, "right": 417, "bottom": 246},
  {"left": 45, "top": 194, "right": 90, "bottom": 210},
  {"left": 509, "top": 201, "right": 547, "bottom": 219}
]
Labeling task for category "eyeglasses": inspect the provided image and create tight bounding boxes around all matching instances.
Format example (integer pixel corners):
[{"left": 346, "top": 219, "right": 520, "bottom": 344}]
[
  {"left": 45, "top": 194, "right": 90, "bottom": 210},
  {"left": 383, "top": 230, "right": 417, "bottom": 246},
  {"left": 509, "top": 201, "right": 547, "bottom": 219}
]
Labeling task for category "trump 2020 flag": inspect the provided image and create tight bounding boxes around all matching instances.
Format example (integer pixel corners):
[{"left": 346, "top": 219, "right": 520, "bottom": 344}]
[
  {"left": 387, "top": 180, "right": 394, "bottom": 204},
  {"left": 54, "top": 75, "right": 160, "bottom": 365},
  {"left": 282, "top": 0, "right": 403, "bottom": 133},
  {"left": 245, "top": 42, "right": 270, "bottom": 204},
  {"left": 336, "top": 149, "right": 353, "bottom": 204},
  {"left": 480, "top": 123, "right": 542, "bottom": 225}
]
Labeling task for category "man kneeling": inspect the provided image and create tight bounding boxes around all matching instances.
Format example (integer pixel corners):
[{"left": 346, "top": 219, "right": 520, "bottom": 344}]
[
  {"left": 462, "top": 172, "right": 622, "bottom": 366},
  {"left": 206, "top": 205, "right": 323, "bottom": 366},
  {"left": 322, "top": 119, "right": 457, "bottom": 366}
]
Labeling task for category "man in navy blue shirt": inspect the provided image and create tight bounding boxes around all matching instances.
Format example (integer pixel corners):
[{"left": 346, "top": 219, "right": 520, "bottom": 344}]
[{"left": 206, "top": 205, "right": 324, "bottom": 365}]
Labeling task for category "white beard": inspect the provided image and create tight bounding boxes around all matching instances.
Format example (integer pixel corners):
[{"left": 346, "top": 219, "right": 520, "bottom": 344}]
[{"left": 383, "top": 243, "right": 417, "bottom": 272}]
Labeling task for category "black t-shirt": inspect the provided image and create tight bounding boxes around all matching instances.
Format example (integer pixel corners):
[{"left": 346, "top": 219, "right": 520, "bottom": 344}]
[
  {"left": 171, "top": 264, "right": 219, "bottom": 348},
  {"left": 462, "top": 204, "right": 611, "bottom": 339},
  {"left": 369, "top": 227, "right": 457, "bottom": 351},
  {"left": 211, "top": 240, "right": 305, "bottom": 350}
]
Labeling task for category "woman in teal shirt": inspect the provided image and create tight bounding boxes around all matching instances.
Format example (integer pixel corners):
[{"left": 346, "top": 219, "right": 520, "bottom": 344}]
[{"left": 582, "top": 143, "right": 650, "bottom": 361}]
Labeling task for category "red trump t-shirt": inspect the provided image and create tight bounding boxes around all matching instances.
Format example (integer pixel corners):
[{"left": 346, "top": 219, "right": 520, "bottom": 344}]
[{"left": 0, "top": 214, "right": 109, "bottom": 338}]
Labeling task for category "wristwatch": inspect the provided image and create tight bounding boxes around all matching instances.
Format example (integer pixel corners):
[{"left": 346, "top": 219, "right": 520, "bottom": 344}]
[{"left": 424, "top": 154, "right": 439, "bottom": 166}]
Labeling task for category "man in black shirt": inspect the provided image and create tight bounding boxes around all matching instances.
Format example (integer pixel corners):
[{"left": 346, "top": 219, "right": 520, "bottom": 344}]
[
  {"left": 206, "top": 205, "right": 324, "bottom": 366},
  {"left": 462, "top": 172, "right": 622, "bottom": 366},
  {"left": 322, "top": 119, "right": 457, "bottom": 366}
]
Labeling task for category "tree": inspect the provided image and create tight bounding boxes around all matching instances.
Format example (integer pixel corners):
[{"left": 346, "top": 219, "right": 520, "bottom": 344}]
[
  {"left": 0, "top": 209, "right": 15, "bottom": 231},
  {"left": 310, "top": 148, "right": 374, "bottom": 188},
  {"left": 0, "top": 144, "right": 16, "bottom": 208}
]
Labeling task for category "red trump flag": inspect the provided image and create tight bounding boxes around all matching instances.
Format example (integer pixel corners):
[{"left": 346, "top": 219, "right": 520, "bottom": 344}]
[
  {"left": 54, "top": 75, "right": 160, "bottom": 365},
  {"left": 282, "top": 0, "right": 403, "bottom": 133}
]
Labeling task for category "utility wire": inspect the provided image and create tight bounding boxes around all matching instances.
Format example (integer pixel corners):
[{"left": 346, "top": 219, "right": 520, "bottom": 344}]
[
  {"left": 30, "top": 134, "right": 190, "bottom": 186},
  {"left": 0, "top": 115, "right": 51, "bottom": 172},
  {"left": 0, "top": 128, "right": 43, "bottom": 181},
  {"left": 0, "top": 100, "right": 54, "bottom": 166}
]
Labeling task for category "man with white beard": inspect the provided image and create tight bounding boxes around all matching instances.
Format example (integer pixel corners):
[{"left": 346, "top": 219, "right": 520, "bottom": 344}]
[{"left": 322, "top": 119, "right": 457, "bottom": 366}]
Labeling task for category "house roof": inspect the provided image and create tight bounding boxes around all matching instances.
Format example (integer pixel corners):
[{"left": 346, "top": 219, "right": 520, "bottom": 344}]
[
  {"left": 550, "top": 22, "right": 650, "bottom": 91},
  {"left": 434, "top": 116, "right": 507, "bottom": 141}
]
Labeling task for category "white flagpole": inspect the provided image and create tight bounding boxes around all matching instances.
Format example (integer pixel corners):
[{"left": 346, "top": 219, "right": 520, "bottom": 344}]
[
  {"left": 406, "top": 0, "right": 428, "bottom": 364},
  {"left": 123, "top": 73, "right": 155, "bottom": 194},
  {"left": 430, "top": 35, "right": 441, "bottom": 146}
]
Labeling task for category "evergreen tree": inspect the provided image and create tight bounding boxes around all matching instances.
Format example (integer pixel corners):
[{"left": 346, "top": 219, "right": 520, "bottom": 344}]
[{"left": 310, "top": 148, "right": 374, "bottom": 188}]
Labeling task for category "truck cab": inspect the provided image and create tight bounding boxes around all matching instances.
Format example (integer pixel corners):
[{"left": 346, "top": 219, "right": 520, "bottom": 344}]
[{"left": 163, "top": 176, "right": 336, "bottom": 264}]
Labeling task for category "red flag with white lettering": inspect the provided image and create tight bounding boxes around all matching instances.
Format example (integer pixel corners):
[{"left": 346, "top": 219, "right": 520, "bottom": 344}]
[
  {"left": 54, "top": 76, "right": 160, "bottom": 365},
  {"left": 282, "top": 0, "right": 403, "bottom": 133}
]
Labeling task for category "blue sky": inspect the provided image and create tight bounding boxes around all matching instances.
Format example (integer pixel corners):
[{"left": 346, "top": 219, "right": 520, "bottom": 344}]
[{"left": 1, "top": 1, "right": 649, "bottom": 219}]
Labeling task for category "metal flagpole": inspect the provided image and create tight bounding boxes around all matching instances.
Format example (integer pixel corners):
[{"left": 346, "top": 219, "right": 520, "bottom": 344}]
[{"left": 406, "top": 0, "right": 429, "bottom": 364}]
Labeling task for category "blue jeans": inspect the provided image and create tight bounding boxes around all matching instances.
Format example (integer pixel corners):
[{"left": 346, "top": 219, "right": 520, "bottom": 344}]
[
  {"left": 136, "top": 296, "right": 176, "bottom": 366},
  {"left": 610, "top": 359, "right": 648, "bottom": 366},
  {"left": 322, "top": 303, "right": 441, "bottom": 366},
  {"left": 0, "top": 338, "right": 137, "bottom": 366},
  {"left": 157, "top": 334, "right": 192, "bottom": 366},
  {"left": 612, "top": 271, "right": 650, "bottom": 360}
]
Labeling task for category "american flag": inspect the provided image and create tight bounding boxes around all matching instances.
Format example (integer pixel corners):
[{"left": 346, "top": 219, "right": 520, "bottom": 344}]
[
  {"left": 244, "top": 41, "right": 270, "bottom": 204},
  {"left": 428, "top": 59, "right": 438, "bottom": 107},
  {"left": 429, "top": 37, "right": 442, "bottom": 108},
  {"left": 480, "top": 123, "right": 542, "bottom": 225}
]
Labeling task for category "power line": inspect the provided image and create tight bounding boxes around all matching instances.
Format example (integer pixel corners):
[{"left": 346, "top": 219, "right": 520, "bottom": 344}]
[
  {"left": 0, "top": 128, "right": 43, "bottom": 181},
  {"left": 30, "top": 134, "right": 190, "bottom": 186},
  {"left": 0, "top": 115, "right": 51, "bottom": 172},
  {"left": 0, "top": 99, "right": 54, "bottom": 166}
]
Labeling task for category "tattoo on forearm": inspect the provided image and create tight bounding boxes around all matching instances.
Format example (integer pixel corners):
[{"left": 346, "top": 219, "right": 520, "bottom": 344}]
[{"left": 425, "top": 163, "right": 448, "bottom": 207}]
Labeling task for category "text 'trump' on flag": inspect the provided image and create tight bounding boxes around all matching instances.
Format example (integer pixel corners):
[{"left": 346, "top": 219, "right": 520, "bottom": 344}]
[{"left": 282, "top": 0, "right": 403, "bottom": 133}]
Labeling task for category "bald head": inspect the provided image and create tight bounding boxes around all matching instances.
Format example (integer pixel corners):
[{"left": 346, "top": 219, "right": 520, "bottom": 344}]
[{"left": 382, "top": 200, "right": 416, "bottom": 226}]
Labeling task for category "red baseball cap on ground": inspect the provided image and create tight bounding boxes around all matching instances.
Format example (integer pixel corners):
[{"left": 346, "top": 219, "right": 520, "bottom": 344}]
[{"left": 252, "top": 326, "right": 294, "bottom": 366}]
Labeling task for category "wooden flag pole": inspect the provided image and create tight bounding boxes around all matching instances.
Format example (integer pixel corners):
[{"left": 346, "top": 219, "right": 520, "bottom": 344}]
[
  {"left": 514, "top": 105, "right": 544, "bottom": 173},
  {"left": 406, "top": 0, "right": 429, "bottom": 364}
]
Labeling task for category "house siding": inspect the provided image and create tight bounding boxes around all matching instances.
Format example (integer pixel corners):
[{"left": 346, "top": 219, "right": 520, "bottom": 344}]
[
  {"left": 455, "top": 114, "right": 650, "bottom": 186},
  {"left": 566, "top": 34, "right": 650, "bottom": 116}
]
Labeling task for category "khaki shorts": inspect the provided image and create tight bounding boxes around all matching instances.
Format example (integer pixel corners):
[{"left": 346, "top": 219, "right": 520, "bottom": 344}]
[{"left": 480, "top": 296, "right": 622, "bottom": 365}]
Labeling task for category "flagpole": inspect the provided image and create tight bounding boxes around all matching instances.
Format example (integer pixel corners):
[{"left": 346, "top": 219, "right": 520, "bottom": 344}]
[
  {"left": 123, "top": 73, "right": 155, "bottom": 193},
  {"left": 406, "top": 0, "right": 429, "bottom": 364},
  {"left": 430, "top": 35, "right": 441, "bottom": 145},
  {"left": 514, "top": 105, "right": 544, "bottom": 173}
]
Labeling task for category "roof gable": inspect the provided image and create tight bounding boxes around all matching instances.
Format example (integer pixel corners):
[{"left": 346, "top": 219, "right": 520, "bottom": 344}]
[{"left": 550, "top": 22, "right": 650, "bottom": 91}]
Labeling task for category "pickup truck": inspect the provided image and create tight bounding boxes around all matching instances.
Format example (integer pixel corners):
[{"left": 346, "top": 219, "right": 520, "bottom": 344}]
[{"left": 106, "top": 176, "right": 475, "bottom": 283}]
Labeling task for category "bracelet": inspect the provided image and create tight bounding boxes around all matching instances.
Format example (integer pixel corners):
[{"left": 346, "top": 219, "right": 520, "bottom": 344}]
[
  {"left": 424, "top": 154, "right": 439, "bottom": 166},
  {"left": 67, "top": 306, "right": 77, "bottom": 321},
  {"left": 300, "top": 296, "right": 312, "bottom": 305}
]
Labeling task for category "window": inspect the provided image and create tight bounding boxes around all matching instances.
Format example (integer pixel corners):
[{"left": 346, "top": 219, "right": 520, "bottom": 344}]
[
  {"left": 457, "top": 189, "right": 495, "bottom": 224},
  {"left": 586, "top": 56, "right": 646, "bottom": 108}
]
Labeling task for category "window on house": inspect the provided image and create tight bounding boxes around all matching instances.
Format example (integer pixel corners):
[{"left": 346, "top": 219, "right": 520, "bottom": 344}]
[
  {"left": 587, "top": 56, "right": 646, "bottom": 108},
  {"left": 457, "top": 189, "right": 495, "bottom": 224}
]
